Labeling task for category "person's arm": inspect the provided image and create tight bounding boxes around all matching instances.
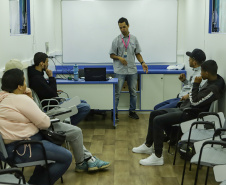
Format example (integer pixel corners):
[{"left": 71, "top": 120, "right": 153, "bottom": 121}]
[
  {"left": 15, "top": 95, "right": 50, "bottom": 129},
  {"left": 109, "top": 37, "right": 128, "bottom": 66},
  {"left": 110, "top": 54, "right": 128, "bottom": 65},
  {"left": 45, "top": 69, "right": 58, "bottom": 95},
  {"left": 31, "top": 76, "right": 58, "bottom": 99},
  {"left": 180, "top": 94, "right": 189, "bottom": 101},
  {"left": 178, "top": 73, "right": 188, "bottom": 84},
  {"left": 189, "top": 77, "right": 217, "bottom": 107},
  {"left": 134, "top": 37, "right": 148, "bottom": 73},
  {"left": 135, "top": 53, "right": 148, "bottom": 74},
  {"left": 48, "top": 77, "right": 58, "bottom": 96}
]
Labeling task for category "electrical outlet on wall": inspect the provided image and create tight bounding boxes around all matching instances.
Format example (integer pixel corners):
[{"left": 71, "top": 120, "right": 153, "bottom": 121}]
[{"left": 45, "top": 42, "right": 49, "bottom": 55}]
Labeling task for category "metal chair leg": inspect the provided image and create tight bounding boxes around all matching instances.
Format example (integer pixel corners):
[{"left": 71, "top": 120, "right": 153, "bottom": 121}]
[
  {"left": 3, "top": 162, "right": 6, "bottom": 169},
  {"left": 168, "top": 134, "right": 172, "bottom": 154},
  {"left": 181, "top": 127, "right": 193, "bottom": 185},
  {"left": 0, "top": 160, "right": 3, "bottom": 169},
  {"left": 189, "top": 162, "right": 192, "bottom": 171},
  {"left": 205, "top": 167, "right": 209, "bottom": 185},
  {"left": 181, "top": 151, "right": 188, "bottom": 185},
  {"left": 173, "top": 129, "right": 181, "bottom": 165},
  {"left": 168, "top": 144, "right": 170, "bottom": 152}
]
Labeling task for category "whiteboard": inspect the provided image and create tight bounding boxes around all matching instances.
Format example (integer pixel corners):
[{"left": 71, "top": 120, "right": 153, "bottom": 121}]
[{"left": 62, "top": 0, "right": 177, "bottom": 64}]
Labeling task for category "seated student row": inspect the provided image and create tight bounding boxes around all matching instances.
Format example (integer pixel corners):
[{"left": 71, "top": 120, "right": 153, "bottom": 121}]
[
  {"left": 1, "top": 48, "right": 225, "bottom": 184},
  {"left": 0, "top": 56, "right": 111, "bottom": 185},
  {"left": 132, "top": 49, "right": 225, "bottom": 166}
]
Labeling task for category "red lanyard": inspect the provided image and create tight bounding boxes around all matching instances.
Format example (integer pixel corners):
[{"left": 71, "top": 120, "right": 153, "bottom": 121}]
[{"left": 121, "top": 34, "right": 130, "bottom": 51}]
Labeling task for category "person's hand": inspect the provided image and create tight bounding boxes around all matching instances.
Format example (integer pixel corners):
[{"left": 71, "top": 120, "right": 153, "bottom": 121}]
[
  {"left": 180, "top": 94, "right": 189, "bottom": 101},
  {"left": 24, "top": 88, "right": 33, "bottom": 99},
  {"left": 119, "top": 57, "right": 128, "bottom": 66},
  {"left": 178, "top": 73, "right": 186, "bottom": 82},
  {"left": 57, "top": 90, "right": 63, "bottom": 95},
  {"left": 194, "top": 76, "right": 202, "bottom": 84},
  {"left": 142, "top": 63, "right": 148, "bottom": 74},
  {"left": 45, "top": 69, "right": 53, "bottom": 77}
]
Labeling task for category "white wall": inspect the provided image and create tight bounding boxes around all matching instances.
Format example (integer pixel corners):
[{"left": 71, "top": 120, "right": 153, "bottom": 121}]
[
  {"left": 177, "top": 0, "right": 226, "bottom": 114},
  {"left": 1, "top": 0, "right": 226, "bottom": 113},
  {"left": 0, "top": 0, "right": 62, "bottom": 76}
]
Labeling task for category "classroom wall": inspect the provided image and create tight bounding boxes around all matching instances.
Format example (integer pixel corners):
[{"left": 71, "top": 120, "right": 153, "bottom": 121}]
[
  {"left": 177, "top": 0, "right": 226, "bottom": 114},
  {"left": 0, "top": 0, "right": 62, "bottom": 75},
  {"left": 1, "top": 0, "right": 226, "bottom": 114}
]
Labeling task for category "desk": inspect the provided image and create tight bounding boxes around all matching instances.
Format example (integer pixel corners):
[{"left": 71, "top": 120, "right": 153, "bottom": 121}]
[
  {"left": 54, "top": 65, "right": 186, "bottom": 111},
  {"left": 56, "top": 78, "right": 118, "bottom": 128},
  {"left": 53, "top": 65, "right": 186, "bottom": 75}
]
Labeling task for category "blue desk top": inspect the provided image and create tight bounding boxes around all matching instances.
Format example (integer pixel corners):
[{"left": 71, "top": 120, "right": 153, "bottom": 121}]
[
  {"left": 53, "top": 65, "right": 186, "bottom": 76},
  {"left": 56, "top": 78, "right": 118, "bottom": 84}
]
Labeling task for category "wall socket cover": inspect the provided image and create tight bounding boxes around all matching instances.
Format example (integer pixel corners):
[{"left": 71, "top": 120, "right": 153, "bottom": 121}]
[{"left": 45, "top": 42, "right": 49, "bottom": 55}]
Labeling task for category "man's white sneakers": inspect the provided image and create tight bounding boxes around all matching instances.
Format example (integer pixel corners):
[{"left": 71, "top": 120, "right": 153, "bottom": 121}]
[
  {"left": 139, "top": 153, "right": 164, "bottom": 166},
  {"left": 132, "top": 144, "right": 153, "bottom": 154}
]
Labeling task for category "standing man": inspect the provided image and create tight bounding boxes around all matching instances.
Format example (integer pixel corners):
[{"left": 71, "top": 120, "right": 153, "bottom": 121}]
[{"left": 109, "top": 17, "right": 148, "bottom": 121}]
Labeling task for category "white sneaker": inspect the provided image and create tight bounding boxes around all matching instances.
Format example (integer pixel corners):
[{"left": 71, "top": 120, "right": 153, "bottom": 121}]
[
  {"left": 132, "top": 144, "right": 153, "bottom": 154},
  {"left": 139, "top": 154, "right": 164, "bottom": 166}
]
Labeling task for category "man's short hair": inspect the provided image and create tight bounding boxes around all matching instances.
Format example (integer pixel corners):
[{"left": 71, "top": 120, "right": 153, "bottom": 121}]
[
  {"left": 1, "top": 69, "right": 24, "bottom": 93},
  {"left": 201, "top": 60, "right": 218, "bottom": 75},
  {"left": 34, "top": 52, "right": 48, "bottom": 66},
  {"left": 5, "top": 59, "right": 24, "bottom": 71},
  {"left": 118, "top": 17, "right": 129, "bottom": 26}
]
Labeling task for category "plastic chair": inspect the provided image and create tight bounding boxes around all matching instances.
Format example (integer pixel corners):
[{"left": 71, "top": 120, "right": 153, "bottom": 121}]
[
  {"left": 173, "top": 102, "right": 223, "bottom": 163},
  {"left": 213, "top": 165, "right": 226, "bottom": 185},
  {"left": 168, "top": 100, "right": 219, "bottom": 155},
  {"left": 31, "top": 89, "right": 79, "bottom": 123},
  {"left": 180, "top": 113, "right": 225, "bottom": 185},
  {"left": 170, "top": 108, "right": 204, "bottom": 162},
  {"left": 190, "top": 128, "right": 226, "bottom": 185},
  {"left": 32, "top": 89, "right": 79, "bottom": 151},
  {"left": 0, "top": 168, "right": 27, "bottom": 185},
  {"left": 0, "top": 135, "right": 55, "bottom": 185}
]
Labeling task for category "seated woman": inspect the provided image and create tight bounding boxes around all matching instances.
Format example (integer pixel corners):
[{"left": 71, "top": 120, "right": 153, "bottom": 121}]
[{"left": 0, "top": 68, "right": 72, "bottom": 185}]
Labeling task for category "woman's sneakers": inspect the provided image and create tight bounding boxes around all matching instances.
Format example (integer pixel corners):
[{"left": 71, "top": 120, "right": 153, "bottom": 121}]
[
  {"left": 132, "top": 144, "right": 153, "bottom": 154},
  {"left": 139, "top": 154, "right": 164, "bottom": 166}
]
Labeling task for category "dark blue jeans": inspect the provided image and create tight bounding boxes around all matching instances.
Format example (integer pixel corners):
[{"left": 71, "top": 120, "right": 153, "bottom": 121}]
[
  {"left": 154, "top": 98, "right": 180, "bottom": 110},
  {"left": 5, "top": 133, "right": 72, "bottom": 185},
  {"left": 70, "top": 100, "right": 90, "bottom": 125},
  {"left": 114, "top": 73, "right": 138, "bottom": 112}
]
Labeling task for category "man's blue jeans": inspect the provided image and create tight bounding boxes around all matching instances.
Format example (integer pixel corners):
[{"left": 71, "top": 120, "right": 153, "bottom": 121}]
[
  {"left": 114, "top": 73, "right": 137, "bottom": 112},
  {"left": 60, "top": 99, "right": 90, "bottom": 125},
  {"left": 70, "top": 100, "right": 90, "bottom": 125},
  {"left": 154, "top": 98, "right": 180, "bottom": 110},
  {"left": 5, "top": 133, "right": 72, "bottom": 185}
]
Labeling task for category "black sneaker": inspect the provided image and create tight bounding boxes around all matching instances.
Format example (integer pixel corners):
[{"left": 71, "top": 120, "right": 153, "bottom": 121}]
[
  {"left": 129, "top": 111, "right": 139, "bottom": 119},
  {"left": 115, "top": 113, "right": 119, "bottom": 121}
]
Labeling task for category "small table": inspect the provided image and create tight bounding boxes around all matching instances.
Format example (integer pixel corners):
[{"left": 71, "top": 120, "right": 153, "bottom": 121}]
[{"left": 56, "top": 78, "right": 118, "bottom": 128}]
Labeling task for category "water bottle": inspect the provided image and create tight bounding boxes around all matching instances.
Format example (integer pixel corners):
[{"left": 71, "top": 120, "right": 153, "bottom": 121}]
[{"left": 73, "top": 64, "right": 79, "bottom": 81}]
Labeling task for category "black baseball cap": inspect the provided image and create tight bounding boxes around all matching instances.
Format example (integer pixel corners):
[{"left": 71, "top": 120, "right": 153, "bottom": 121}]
[{"left": 186, "top": 49, "right": 206, "bottom": 63}]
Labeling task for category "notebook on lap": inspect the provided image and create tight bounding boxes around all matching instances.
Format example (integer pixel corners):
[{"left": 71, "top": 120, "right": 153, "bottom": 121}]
[{"left": 84, "top": 68, "right": 107, "bottom": 81}]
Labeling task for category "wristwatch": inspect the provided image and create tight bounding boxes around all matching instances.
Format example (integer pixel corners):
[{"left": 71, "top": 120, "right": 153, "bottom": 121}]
[{"left": 140, "top": 61, "right": 145, "bottom": 65}]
